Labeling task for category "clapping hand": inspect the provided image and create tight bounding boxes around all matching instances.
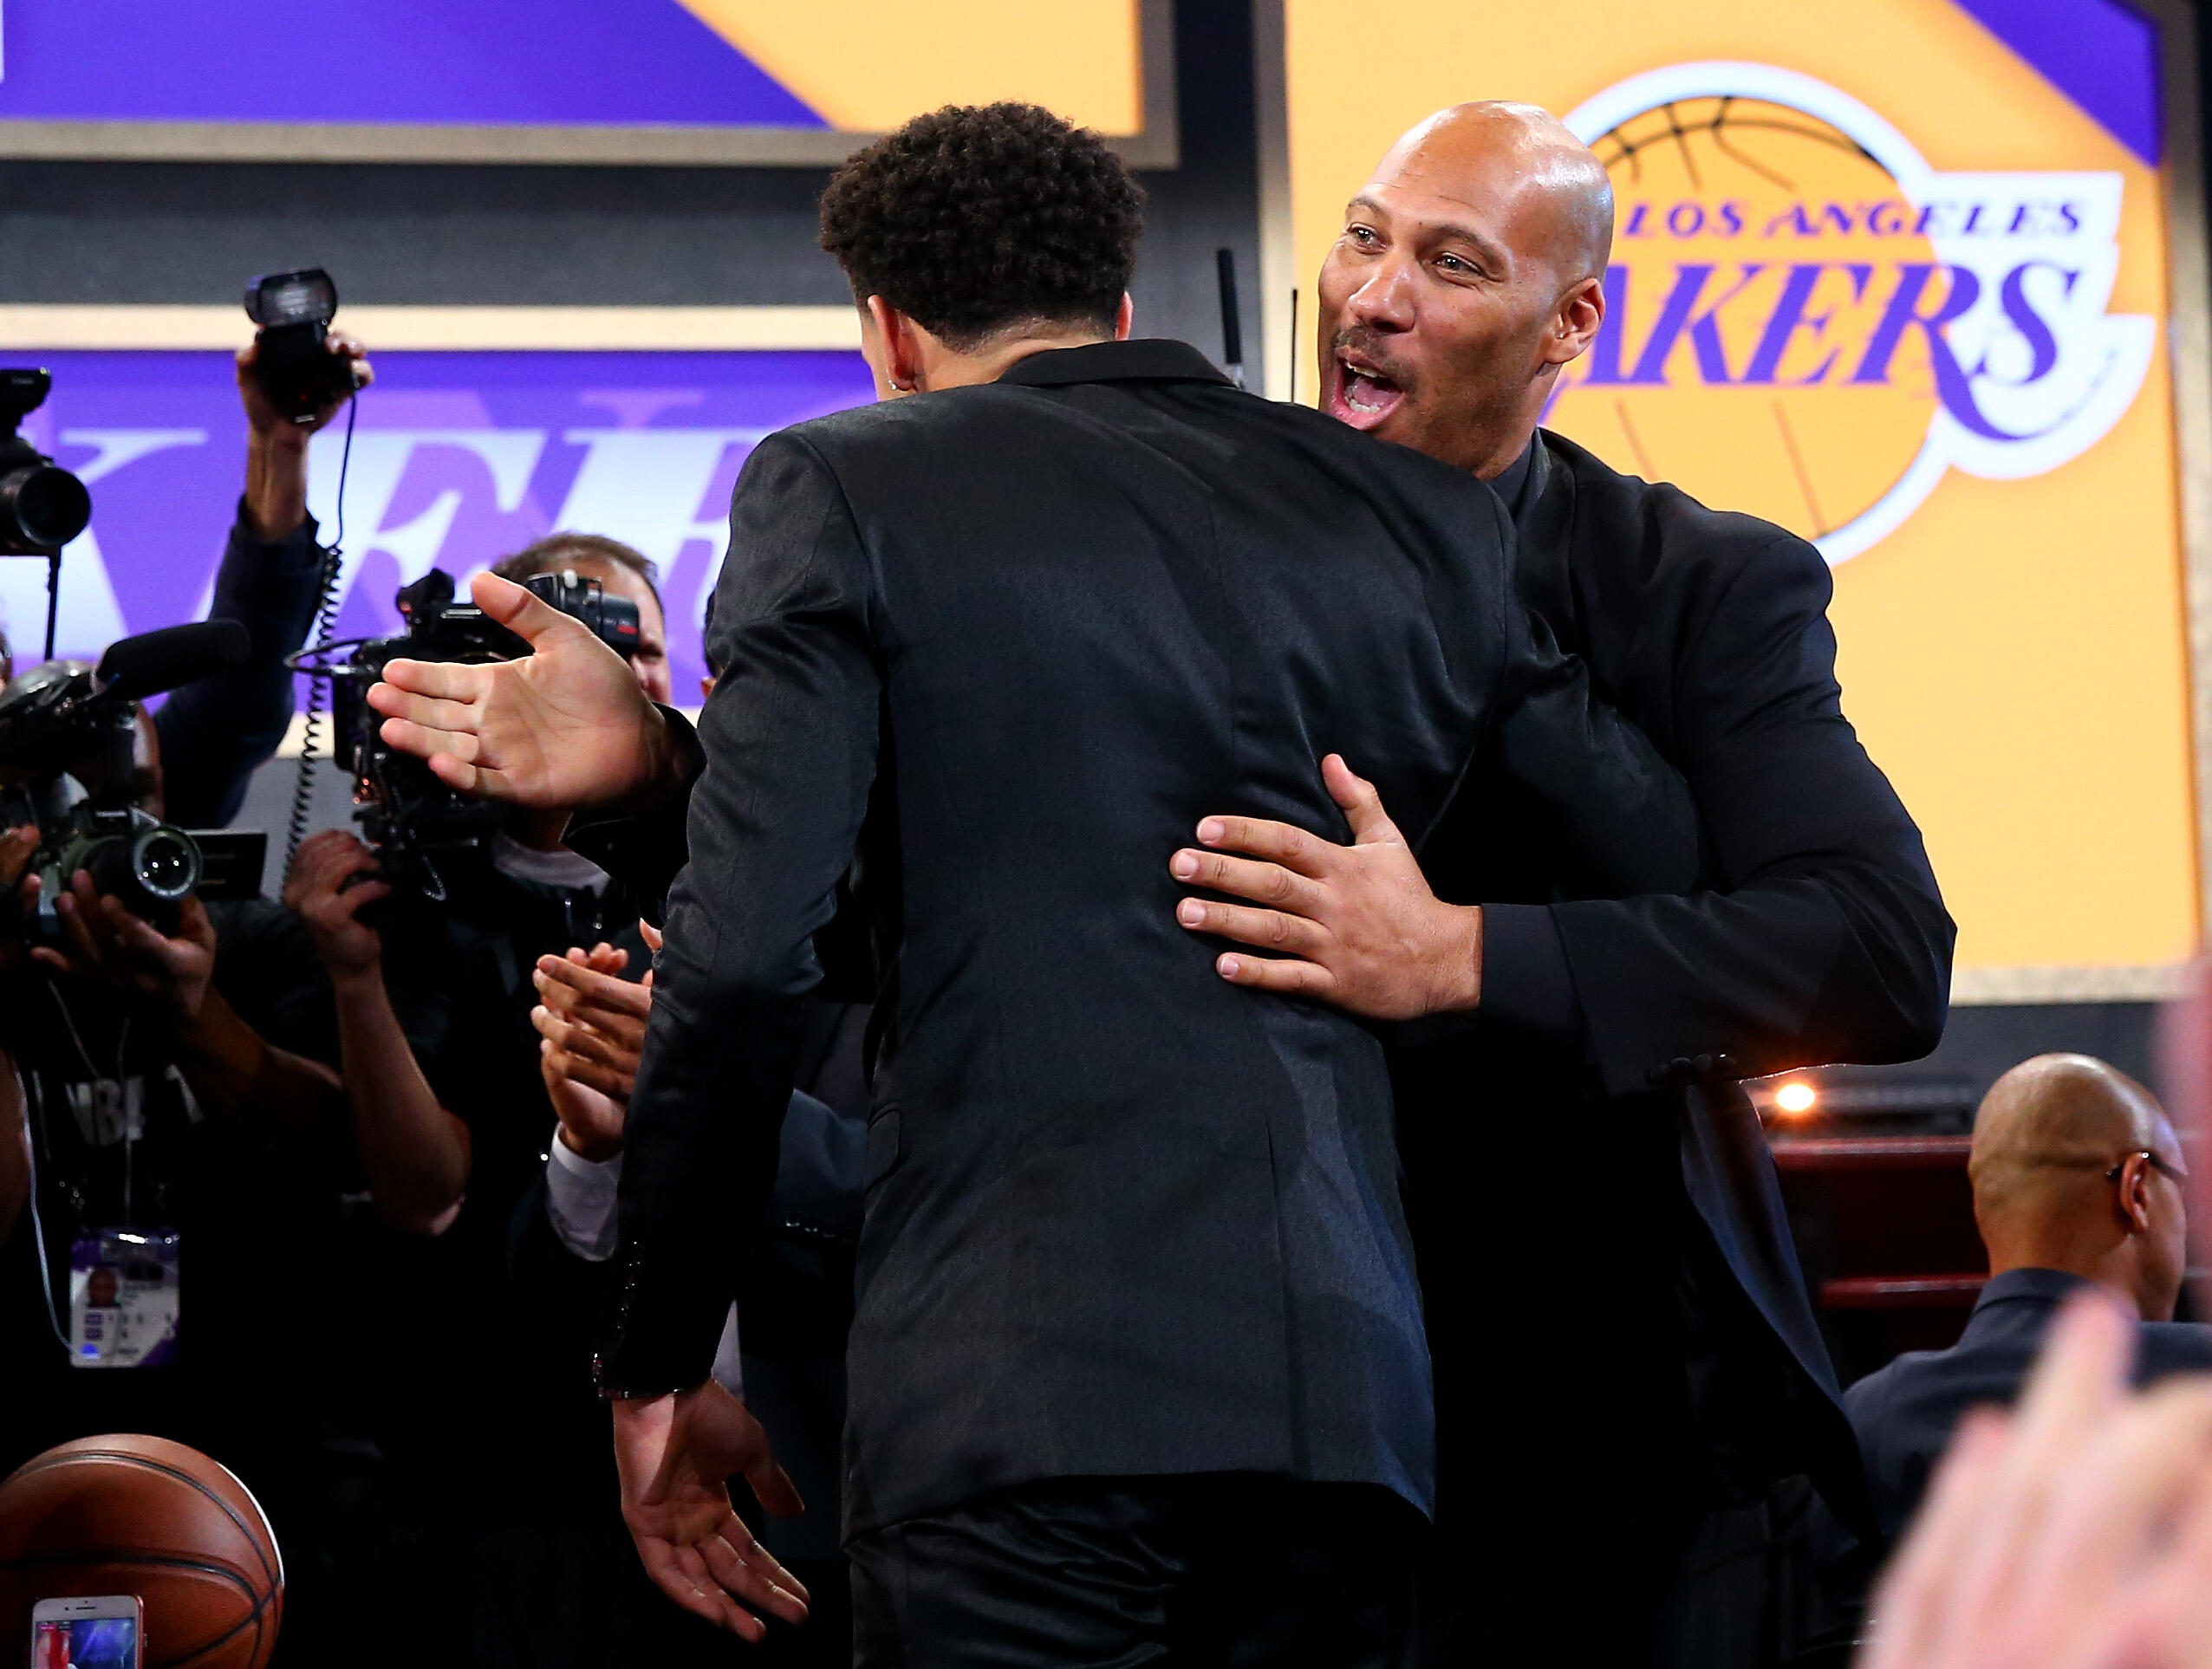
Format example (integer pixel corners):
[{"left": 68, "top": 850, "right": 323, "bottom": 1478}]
[{"left": 532, "top": 923, "right": 659, "bottom": 1160}]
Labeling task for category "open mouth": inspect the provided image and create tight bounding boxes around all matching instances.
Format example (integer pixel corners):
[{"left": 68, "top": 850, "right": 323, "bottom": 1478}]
[{"left": 1326, "top": 354, "right": 1408, "bottom": 432}]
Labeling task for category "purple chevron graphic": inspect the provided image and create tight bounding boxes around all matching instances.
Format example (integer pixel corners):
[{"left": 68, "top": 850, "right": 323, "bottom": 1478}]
[
  {"left": 1952, "top": 0, "right": 2162, "bottom": 166},
  {"left": 0, "top": 0, "right": 825, "bottom": 127},
  {"left": 11, "top": 349, "right": 875, "bottom": 701}
]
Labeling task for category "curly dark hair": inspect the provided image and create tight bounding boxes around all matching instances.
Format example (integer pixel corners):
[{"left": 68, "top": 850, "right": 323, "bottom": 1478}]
[{"left": 819, "top": 102, "right": 1144, "bottom": 350}]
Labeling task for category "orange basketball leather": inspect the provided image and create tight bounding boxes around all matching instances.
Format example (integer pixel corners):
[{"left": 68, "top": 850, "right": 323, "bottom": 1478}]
[{"left": 0, "top": 1435, "right": 283, "bottom": 1668}]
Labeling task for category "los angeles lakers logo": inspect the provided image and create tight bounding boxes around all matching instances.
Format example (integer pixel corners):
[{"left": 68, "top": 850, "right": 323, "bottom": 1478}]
[{"left": 1547, "top": 63, "right": 2156, "bottom": 564}]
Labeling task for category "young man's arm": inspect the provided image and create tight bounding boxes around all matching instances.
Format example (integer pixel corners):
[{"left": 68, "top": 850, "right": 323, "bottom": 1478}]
[{"left": 599, "top": 430, "right": 882, "bottom": 1641}]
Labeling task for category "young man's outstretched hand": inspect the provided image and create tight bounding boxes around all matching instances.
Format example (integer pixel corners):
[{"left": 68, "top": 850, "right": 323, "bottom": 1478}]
[
  {"left": 367, "top": 571, "right": 690, "bottom": 813},
  {"left": 611, "top": 1380, "right": 811, "bottom": 1641}
]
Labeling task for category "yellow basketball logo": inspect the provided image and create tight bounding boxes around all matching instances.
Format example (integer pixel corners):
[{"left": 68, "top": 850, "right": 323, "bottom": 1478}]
[{"left": 1547, "top": 64, "right": 2156, "bottom": 563}]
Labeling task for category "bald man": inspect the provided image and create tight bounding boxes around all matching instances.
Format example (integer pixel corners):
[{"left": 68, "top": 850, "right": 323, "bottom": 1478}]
[
  {"left": 1847, "top": 1055, "right": 2207, "bottom": 1544},
  {"left": 1173, "top": 103, "right": 1952, "bottom": 1664}
]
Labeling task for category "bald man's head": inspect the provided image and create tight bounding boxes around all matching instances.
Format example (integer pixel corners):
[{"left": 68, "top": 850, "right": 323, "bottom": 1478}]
[
  {"left": 1380, "top": 103, "right": 1615, "bottom": 282},
  {"left": 1969, "top": 1054, "right": 2189, "bottom": 1320},
  {"left": 1316, "top": 102, "right": 1616, "bottom": 477}
]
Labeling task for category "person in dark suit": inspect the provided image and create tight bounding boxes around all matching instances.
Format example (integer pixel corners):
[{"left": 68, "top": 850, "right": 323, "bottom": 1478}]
[
  {"left": 367, "top": 103, "right": 1704, "bottom": 1664},
  {"left": 1169, "top": 102, "right": 1955, "bottom": 1664},
  {"left": 1850, "top": 1054, "right": 2208, "bottom": 1546}
]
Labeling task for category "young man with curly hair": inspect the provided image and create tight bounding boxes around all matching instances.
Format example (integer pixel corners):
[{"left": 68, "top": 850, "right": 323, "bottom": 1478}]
[{"left": 377, "top": 102, "right": 1695, "bottom": 1665}]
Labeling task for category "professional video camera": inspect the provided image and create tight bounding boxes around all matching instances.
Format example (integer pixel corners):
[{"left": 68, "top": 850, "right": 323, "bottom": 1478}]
[
  {"left": 245, "top": 269, "right": 359, "bottom": 424},
  {"left": 0, "top": 369, "right": 92, "bottom": 557},
  {"left": 309, "top": 567, "right": 641, "bottom": 898},
  {"left": 0, "top": 620, "right": 249, "bottom": 937}
]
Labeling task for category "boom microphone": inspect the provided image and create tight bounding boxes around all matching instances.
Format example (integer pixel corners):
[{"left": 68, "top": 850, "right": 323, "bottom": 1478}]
[{"left": 95, "top": 620, "right": 251, "bottom": 701}]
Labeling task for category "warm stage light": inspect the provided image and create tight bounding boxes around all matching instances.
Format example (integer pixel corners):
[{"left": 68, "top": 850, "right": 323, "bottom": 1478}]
[{"left": 1773, "top": 1081, "right": 1818, "bottom": 1115}]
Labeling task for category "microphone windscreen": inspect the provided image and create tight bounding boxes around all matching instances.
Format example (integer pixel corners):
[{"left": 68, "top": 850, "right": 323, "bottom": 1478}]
[{"left": 95, "top": 620, "right": 251, "bottom": 700}]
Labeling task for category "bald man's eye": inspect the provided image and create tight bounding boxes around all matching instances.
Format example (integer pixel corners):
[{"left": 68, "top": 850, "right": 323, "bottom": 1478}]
[
  {"left": 1435, "top": 253, "right": 1480, "bottom": 278},
  {"left": 1346, "top": 224, "right": 1381, "bottom": 247}
]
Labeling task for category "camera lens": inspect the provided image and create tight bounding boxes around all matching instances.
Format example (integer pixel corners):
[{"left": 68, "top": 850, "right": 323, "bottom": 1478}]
[
  {"left": 131, "top": 827, "right": 201, "bottom": 902},
  {"left": 0, "top": 461, "right": 91, "bottom": 550}
]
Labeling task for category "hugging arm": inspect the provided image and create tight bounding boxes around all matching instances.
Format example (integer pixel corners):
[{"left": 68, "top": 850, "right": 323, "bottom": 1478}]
[
  {"left": 1530, "top": 536, "right": 1951, "bottom": 1093},
  {"left": 1175, "top": 533, "right": 1952, "bottom": 1092}
]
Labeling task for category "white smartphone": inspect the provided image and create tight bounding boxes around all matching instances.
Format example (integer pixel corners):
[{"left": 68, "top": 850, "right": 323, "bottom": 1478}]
[{"left": 30, "top": 1595, "right": 142, "bottom": 1669}]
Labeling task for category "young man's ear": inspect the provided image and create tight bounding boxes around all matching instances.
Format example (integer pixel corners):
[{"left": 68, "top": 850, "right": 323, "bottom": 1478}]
[
  {"left": 866, "top": 295, "right": 924, "bottom": 393},
  {"left": 1115, "top": 294, "right": 1135, "bottom": 341}
]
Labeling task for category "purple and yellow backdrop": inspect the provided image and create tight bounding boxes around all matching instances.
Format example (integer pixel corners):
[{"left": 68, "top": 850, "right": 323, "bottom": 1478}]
[
  {"left": 9, "top": 349, "right": 878, "bottom": 700},
  {"left": 0, "top": 0, "right": 1167, "bottom": 164}
]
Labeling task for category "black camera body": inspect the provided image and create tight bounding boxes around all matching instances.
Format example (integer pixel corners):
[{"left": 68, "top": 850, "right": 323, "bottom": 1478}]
[
  {"left": 0, "top": 369, "right": 93, "bottom": 557},
  {"left": 245, "top": 270, "right": 358, "bottom": 425},
  {"left": 0, "top": 622, "right": 250, "bottom": 938},
  {"left": 320, "top": 568, "right": 642, "bottom": 899}
]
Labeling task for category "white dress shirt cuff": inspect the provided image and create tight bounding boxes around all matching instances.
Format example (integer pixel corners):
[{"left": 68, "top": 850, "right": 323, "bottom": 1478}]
[{"left": 543, "top": 1127, "right": 622, "bottom": 1262}]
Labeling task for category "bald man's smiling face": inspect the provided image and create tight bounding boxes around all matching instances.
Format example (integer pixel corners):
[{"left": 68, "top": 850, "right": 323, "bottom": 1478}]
[{"left": 1318, "top": 110, "right": 1610, "bottom": 478}]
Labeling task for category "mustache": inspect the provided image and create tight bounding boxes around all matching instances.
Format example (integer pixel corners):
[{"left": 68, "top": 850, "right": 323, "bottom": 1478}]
[{"left": 1330, "top": 327, "right": 1414, "bottom": 392}]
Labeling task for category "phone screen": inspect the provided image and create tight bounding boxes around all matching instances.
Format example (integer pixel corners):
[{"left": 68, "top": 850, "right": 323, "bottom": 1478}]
[{"left": 33, "top": 1616, "right": 139, "bottom": 1669}]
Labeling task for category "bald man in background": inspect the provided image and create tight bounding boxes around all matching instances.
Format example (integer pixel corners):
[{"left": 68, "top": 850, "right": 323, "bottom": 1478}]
[
  {"left": 1846, "top": 1055, "right": 2206, "bottom": 1543},
  {"left": 1174, "top": 103, "right": 1953, "bottom": 1662}
]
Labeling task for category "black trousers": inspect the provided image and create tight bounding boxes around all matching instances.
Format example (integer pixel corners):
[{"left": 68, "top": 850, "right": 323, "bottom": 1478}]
[{"left": 849, "top": 1474, "right": 1422, "bottom": 1668}]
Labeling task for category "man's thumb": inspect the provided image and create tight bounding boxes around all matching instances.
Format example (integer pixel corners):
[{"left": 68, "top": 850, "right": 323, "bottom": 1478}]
[
  {"left": 1324, "top": 754, "right": 1400, "bottom": 844},
  {"left": 472, "top": 569, "right": 583, "bottom": 646}
]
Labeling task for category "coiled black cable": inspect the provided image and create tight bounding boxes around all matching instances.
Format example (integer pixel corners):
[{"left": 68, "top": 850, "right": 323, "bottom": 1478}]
[{"left": 283, "top": 396, "right": 357, "bottom": 878}]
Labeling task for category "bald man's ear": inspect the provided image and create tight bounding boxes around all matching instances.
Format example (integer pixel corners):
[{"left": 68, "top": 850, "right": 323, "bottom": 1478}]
[
  {"left": 2118, "top": 1151, "right": 2157, "bottom": 1234},
  {"left": 1545, "top": 276, "right": 1606, "bottom": 368}
]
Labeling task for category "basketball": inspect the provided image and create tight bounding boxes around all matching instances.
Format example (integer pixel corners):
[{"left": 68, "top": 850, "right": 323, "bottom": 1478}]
[{"left": 0, "top": 1436, "right": 283, "bottom": 1669}]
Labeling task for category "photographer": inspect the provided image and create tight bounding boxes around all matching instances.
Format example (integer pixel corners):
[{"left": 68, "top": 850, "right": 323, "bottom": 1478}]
[
  {"left": 0, "top": 688, "right": 360, "bottom": 1651},
  {"left": 283, "top": 534, "right": 789, "bottom": 1665},
  {"left": 155, "top": 330, "right": 372, "bottom": 828}
]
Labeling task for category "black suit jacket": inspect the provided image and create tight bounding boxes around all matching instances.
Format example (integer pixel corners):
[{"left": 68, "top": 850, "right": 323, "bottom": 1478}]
[
  {"left": 600, "top": 341, "right": 1700, "bottom": 1535},
  {"left": 1849, "top": 1269, "right": 2212, "bottom": 1542},
  {"left": 1398, "top": 430, "right": 1955, "bottom": 1537}
]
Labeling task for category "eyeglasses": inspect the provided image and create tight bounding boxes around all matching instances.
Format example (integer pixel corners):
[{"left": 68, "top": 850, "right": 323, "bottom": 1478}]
[{"left": 2105, "top": 1150, "right": 2190, "bottom": 1184}]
